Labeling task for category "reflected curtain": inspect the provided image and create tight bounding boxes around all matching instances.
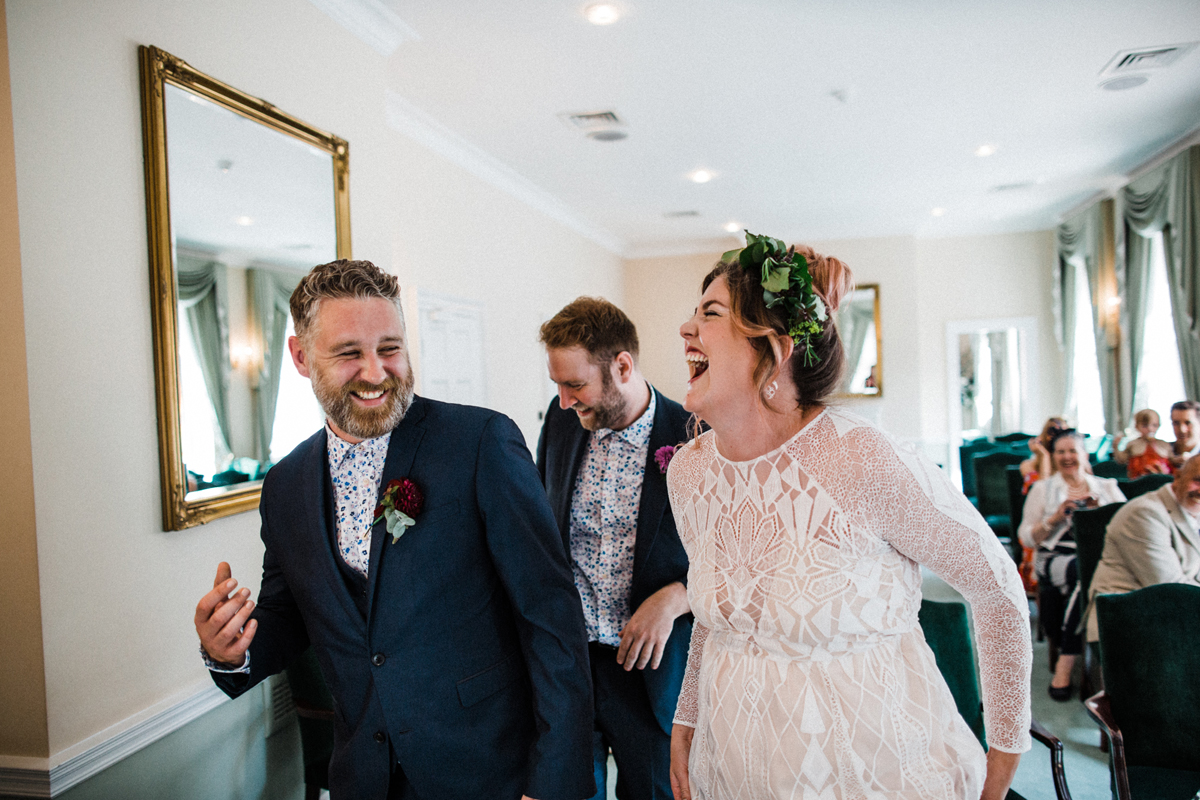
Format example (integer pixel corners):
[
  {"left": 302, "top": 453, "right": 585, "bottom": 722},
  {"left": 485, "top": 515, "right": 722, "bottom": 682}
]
[
  {"left": 1121, "top": 145, "right": 1200, "bottom": 401},
  {"left": 176, "top": 254, "right": 231, "bottom": 453},
  {"left": 249, "top": 268, "right": 301, "bottom": 464},
  {"left": 1057, "top": 201, "right": 1120, "bottom": 431},
  {"left": 987, "top": 330, "right": 1018, "bottom": 434},
  {"left": 839, "top": 300, "right": 873, "bottom": 392}
]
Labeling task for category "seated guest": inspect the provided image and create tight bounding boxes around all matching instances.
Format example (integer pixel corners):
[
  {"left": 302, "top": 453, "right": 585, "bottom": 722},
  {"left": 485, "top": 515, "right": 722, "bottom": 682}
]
[
  {"left": 1169, "top": 400, "right": 1200, "bottom": 471},
  {"left": 1019, "top": 429, "right": 1125, "bottom": 700},
  {"left": 1086, "top": 454, "right": 1200, "bottom": 642},
  {"left": 1112, "top": 408, "right": 1172, "bottom": 477},
  {"left": 1020, "top": 417, "right": 1069, "bottom": 493}
]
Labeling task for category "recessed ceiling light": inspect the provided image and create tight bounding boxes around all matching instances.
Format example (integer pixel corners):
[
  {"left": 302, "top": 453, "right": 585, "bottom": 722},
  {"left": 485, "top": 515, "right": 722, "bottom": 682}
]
[
  {"left": 974, "top": 144, "right": 997, "bottom": 157},
  {"left": 235, "top": 216, "right": 254, "bottom": 226},
  {"left": 584, "top": 3, "right": 620, "bottom": 25},
  {"left": 723, "top": 222, "right": 742, "bottom": 233},
  {"left": 689, "top": 169, "right": 714, "bottom": 184},
  {"left": 931, "top": 207, "right": 946, "bottom": 217}
]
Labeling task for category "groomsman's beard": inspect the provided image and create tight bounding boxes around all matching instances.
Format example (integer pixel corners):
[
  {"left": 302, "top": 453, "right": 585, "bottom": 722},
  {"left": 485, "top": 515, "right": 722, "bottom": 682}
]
[
  {"left": 313, "top": 370, "right": 415, "bottom": 440},
  {"left": 576, "top": 369, "right": 629, "bottom": 432}
]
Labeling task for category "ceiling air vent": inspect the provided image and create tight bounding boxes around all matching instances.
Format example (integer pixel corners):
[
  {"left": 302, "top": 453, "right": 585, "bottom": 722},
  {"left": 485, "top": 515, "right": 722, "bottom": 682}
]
[
  {"left": 559, "top": 110, "right": 628, "bottom": 142},
  {"left": 1100, "top": 43, "right": 1196, "bottom": 76},
  {"left": 664, "top": 210, "right": 700, "bottom": 218}
]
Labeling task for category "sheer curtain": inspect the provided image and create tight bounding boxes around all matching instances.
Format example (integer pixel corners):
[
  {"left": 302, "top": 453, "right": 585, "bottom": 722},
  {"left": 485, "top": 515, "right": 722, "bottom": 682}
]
[
  {"left": 1057, "top": 200, "right": 1120, "bottom": 432},
  {"left": 249, "top": 267, "right": 301, "bottom": 465},
  {"left": 1120, "top": 144, "right": 1200, "bottom": 401},
  {"left": 176, "top": 254, "right": 231, "bottom": 453}
]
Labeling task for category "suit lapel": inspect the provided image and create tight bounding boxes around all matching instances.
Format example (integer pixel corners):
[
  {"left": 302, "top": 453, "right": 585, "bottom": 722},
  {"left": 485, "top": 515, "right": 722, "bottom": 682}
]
[
  {"left": 556, "top": 410, "right": 591, "bottom": 553},
  {"left": 364, "top": 396, "right": 429, "bottom": 619},
  {"left": 1164, "top": 486, "right": 1200, "bottom": 556},
  {"left": 298, "top": 428, "right": 359, "bottom": 617},
  {"left": 633, "top": 388, "right": 672, "bottom": 576}
]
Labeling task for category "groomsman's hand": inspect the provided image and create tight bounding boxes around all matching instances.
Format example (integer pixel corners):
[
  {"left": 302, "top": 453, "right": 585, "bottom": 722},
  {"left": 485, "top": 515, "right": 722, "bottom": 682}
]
[
  {"left": 617, "top": 581, "right": 690, "bottom": 671},
  {"left": 194, "top": 562, "right": 257, "bottom": 667},
  {"left": 669, "top": 724, "right": 694, "bottom": 800}
]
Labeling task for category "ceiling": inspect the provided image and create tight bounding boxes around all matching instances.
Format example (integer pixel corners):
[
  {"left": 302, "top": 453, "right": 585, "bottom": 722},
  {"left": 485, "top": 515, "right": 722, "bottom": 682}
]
[{"left": 339, "top": 0, "right": 1200, "bottom": 256}]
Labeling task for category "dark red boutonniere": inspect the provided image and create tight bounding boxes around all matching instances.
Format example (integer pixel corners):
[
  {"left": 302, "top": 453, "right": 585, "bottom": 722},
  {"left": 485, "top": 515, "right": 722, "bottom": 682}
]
[
  {"left": 654, "top": 445, "right": 678, "bottom": 475},
  {"left": 373, "top": 478, "right": 424, "bottom": 543}
]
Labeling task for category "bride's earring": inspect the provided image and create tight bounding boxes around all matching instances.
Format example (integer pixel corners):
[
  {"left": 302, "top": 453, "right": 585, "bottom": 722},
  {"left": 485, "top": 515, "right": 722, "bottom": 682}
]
[{"left": 765, "top": 380, "right": 778, "bottom": 400}]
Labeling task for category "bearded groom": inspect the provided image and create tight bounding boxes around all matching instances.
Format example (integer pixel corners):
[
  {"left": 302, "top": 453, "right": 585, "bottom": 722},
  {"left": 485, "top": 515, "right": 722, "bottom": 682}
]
[{"left": 194, "top": 260, "right": 594, "bottom": 800}]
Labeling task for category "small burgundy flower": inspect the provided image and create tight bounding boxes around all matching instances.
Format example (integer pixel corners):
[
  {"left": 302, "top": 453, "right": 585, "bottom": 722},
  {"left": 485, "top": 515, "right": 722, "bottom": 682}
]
[
  {"left": 655, "top": 445, "right": 678, "bottom": 474},
  {"left": 389, "top": 478, "right": 424, "bottom": 517},
  {"left": 374, "top": 477, "right": 424, "bottom": 543}
]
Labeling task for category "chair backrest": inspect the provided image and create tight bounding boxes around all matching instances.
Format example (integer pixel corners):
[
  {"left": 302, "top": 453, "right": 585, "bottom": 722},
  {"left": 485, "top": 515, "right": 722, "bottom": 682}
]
[
  {"left": 918, "top": 599, "right": 986, "bottom": 747},
  {"left": 993, "top": 432, "right": 1034, "bottom": 444},
  {"left": 1073, "top": 502, "right": 1125, "bottom": 605},
  {"left": 1005, "top": 466, "right": 1026, "bottom": 533},
  {"left": 1090, "top": 459, "right": 1128, "bottom": 479},
  {"left": 960, "top": 441, "right": 1001, "bottom": 498},
  {"left": 1095, "top": 584, "right": 1200, "bottom": 771},
  {"left": 973, "top": 451, "right": 1026, "bottom": 519},
  {"left": 1117, "top": 473, "right": 1173, "bottom": 500}
]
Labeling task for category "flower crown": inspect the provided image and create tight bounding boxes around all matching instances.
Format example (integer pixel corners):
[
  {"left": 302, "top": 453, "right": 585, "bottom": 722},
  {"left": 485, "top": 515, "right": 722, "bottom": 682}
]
[{"left": 720, "top": 231, "right": 828, "bottom": 366}]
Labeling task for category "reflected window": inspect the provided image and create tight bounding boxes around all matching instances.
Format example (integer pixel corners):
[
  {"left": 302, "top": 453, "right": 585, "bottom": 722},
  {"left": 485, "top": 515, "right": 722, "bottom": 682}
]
[
  {"left": 178, "top": 313, "right": 229, "bottom": 481},
  {"left": 269, "top": 316, "right": 325, "bottom": 463}
]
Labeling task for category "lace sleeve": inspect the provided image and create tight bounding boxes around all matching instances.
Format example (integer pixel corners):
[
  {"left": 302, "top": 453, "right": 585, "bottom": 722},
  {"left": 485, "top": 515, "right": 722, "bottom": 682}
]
[
  {"left": 673, "top": 620, "right": 710, "bottom": 727},
  {"left": 809, "top": 421, "right": 1032, "bottom": 753}
]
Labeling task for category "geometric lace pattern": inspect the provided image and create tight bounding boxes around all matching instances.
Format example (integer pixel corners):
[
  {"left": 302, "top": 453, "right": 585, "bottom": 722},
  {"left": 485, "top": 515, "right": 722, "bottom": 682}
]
[{"left": 668, "top": 408, "right": 1032, "bottom": 799}]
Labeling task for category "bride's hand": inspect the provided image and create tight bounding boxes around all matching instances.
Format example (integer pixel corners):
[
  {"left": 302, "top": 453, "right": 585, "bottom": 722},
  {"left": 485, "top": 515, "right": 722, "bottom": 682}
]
[
  {"left": 979, "top": 748, "right": 1020, "bottom": 800},
  {"left": 670, "top": 724, "right": 694, "bottom": 800}
]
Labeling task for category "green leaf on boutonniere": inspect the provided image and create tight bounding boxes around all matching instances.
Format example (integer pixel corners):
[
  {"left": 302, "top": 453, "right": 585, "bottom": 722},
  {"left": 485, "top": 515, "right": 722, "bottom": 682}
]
[{"left": 385, "top": 510, "right": 416, "bottom": 543}]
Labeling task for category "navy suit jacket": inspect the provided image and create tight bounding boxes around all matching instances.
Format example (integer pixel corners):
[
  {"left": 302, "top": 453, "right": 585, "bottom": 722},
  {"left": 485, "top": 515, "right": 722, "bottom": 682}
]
[
  {"left": 211, "top": 397, "right": 595, "bottom": 800},
  {"left": 535, "top": 387, "right": 693, "bottom": 734}
]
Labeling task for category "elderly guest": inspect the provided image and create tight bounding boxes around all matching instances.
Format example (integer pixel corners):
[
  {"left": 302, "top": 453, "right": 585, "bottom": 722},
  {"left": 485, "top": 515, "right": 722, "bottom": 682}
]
[
  {"left": 1086, "top": 455, "right": 1200, "bottom": 641},
  {"left": 1018, "top": 430, "right": 1125, "bottom": 700}
]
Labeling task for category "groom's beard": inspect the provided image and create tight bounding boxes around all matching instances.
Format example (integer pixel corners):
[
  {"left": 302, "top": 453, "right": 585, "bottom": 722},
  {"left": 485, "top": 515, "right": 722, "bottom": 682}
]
[{"left": 312, "top": 368, "right": 414, "bottom": 440}]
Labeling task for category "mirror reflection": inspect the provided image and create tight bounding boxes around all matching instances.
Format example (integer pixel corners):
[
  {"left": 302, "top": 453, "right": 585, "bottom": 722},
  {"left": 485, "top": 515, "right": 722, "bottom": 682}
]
[
  {"left": 165, "top": 84, "right": 334, "bottom": 499},
  {"left": 838, "top": 284, "right": 881, "bottom": 396},
  {"left": 959, "top": 328, "right": 1024, "bottom": 440}
]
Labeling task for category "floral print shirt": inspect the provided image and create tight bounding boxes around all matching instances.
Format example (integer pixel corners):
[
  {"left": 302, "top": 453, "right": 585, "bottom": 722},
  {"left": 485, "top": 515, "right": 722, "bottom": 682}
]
[
  {"left": 326, "top": 424, "right": 391, "bottom": 579},
  {"left": 569, "top": 391, "right": 656, "bottom": 645}
]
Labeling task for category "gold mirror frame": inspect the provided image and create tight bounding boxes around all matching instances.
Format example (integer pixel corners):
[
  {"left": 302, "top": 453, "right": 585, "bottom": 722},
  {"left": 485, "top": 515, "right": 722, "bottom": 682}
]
[
  {"left": 838, "top": 283, "right": 883, "bottom": 398},
  {"left": 139, "top": 45, "right": 350, "bottom": 530}
]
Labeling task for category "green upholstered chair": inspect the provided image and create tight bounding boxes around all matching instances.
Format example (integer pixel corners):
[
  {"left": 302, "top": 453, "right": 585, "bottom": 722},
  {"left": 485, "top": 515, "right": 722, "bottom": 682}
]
[
  {"left": 994, "top": 432, "right": 1035, "bottom": 444},
  {"left": 1117, "top": 473, "right": 1173, "bottom": 500},
  {"left": 284, "top": 648, "right": 335, "bottom": 800},
  {"left": 1086, "top": 584, "right": 1200, "bottom": 800},
  {"left": 1005, "top": 466, "right": 1027, "bottom": 537},
  {"left": 960, "top": 441, "right": 1001, "bottom": 501},
  {"left": 974, "top": 450, "right": 1026, "bottom": 560},
  {"left": 1073, "top": 502, "right": 1125, "bottom": 700},
  {"left": 919, "top": 599, "right": 1073, "bottom": 800},
  {"left": 1092, "top": 459, "right": 1129, "bottom": 479}
]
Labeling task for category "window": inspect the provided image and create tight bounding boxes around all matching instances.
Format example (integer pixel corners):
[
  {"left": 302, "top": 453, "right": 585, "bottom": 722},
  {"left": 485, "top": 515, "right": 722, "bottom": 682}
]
[
  {"left": 1131, "top": 232, "right": 1186, "bottom": 434},
  {"left": 177, "top": 316, "right": 229, "bottom": 481},
  {"left": 269, "top": 316, "right": 325, "bottom": 464}
]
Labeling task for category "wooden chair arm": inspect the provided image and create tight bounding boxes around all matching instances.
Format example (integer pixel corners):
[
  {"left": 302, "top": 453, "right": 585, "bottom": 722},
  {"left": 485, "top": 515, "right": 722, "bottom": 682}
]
[
  {"left": 1028, "top": 718, "right": 1072, "bottom": 800},
  {"left": 293, "top": 698, "right": 335, "bottom": 722},
  {"left": 1084, "top": 691, "right": 1130, "bottom": 800}
]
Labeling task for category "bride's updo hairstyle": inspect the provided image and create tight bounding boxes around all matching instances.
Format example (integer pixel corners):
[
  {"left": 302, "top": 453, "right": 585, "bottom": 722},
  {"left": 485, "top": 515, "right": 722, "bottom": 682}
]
[{"left": 703, "top": 244, "right": 854, "bottom": 409}]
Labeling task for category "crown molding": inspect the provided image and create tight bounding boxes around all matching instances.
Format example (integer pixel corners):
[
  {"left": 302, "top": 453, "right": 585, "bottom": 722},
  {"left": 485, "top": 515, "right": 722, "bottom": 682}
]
[
  {"left": 383, "top": 91, "right": 625, "bottom": 256},
  {"left": 307, "top": 0, "right": 420, "bottom": 56},
  {"left": 0, "top": 684, "right": 228, "bottom": 798}
]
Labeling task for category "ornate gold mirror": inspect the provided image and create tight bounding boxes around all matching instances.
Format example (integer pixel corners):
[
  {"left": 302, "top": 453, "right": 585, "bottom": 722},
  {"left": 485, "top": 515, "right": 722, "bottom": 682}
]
[
  {"left": 139, "top": 46, "right": 350, "bottom": 530},
  {"left": 838, "top": 284, "right": 882, "bottom": 397}
]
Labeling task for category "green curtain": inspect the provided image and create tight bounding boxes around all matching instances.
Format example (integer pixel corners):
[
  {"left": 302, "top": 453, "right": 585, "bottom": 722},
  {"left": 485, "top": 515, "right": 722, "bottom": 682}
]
[
  {"left": 1057, "top": 201, "right": 1120, "bottom": 432},
  {"left": 1121, "top": 145, "right": 1200, "bottom": 401},
  {"left": 1055, "top": 237, "right": 1079, "bottom": 419},
  {"left": 176, "top": 255, "right": 231, "bottom": 453},
  {"left": 249, "top": 268, "right": 301, "bottom": 464}
]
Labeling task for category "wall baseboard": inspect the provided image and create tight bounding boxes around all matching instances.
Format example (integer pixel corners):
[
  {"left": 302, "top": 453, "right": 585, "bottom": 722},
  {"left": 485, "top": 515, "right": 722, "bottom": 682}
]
[{"left": 0, "top": 685, "right": 228, "bottom": 798}]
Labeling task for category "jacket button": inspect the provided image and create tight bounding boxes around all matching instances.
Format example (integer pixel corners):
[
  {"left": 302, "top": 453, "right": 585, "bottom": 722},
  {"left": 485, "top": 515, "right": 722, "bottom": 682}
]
[
  {"left": 371, "top": 653, "right": 385, "bottom": 667},
  {"left": 373, "top": 731, "right": 386, "bottom": 744}
]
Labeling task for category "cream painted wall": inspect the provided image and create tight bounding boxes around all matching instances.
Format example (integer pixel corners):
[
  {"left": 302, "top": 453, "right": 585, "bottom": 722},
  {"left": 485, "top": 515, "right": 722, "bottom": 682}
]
[
  {"left": 7, "top": 0, "right": 620, "bottom": 760},
  {"left": 0, "top": 0, "right": 49, "bottom": 760},
  {"left": 625, "top": 231, "right": 1061, "bottom": 466}
]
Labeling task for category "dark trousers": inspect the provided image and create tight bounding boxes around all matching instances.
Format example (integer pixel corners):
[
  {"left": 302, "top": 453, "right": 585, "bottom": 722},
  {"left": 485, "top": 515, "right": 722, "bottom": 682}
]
[
  {"left": 587, "top": 642, "right": 673, "bottom": 800},
  {"left": 1038, "top": 554, "right": 1083, "bottom": 656}
]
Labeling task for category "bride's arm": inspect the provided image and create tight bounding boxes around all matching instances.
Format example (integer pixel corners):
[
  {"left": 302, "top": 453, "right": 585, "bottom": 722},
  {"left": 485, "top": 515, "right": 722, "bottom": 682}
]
[{"left": 670, "top": 621, "right": 709, "bottom": 800}]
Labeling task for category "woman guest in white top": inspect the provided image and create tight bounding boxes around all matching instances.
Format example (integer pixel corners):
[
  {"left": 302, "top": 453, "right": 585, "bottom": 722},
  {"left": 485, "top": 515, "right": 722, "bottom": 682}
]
[
  {"left": 1018, "top": 430, "right": 1124, "bottom": 700},
  {"left": 666, "top": 233, "right": 1031, "bottom": 800}
]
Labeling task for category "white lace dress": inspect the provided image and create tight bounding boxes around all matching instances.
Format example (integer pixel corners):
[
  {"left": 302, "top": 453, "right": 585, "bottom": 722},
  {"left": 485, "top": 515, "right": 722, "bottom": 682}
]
[{"left": 668, "top": 408, "right": 1031, "bottom": 799}]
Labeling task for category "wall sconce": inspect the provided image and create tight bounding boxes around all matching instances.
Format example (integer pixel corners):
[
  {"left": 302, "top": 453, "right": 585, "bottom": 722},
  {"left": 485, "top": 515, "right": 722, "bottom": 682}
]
[{"left": 230, "top": 343, "right": 256, "bottom": 371}]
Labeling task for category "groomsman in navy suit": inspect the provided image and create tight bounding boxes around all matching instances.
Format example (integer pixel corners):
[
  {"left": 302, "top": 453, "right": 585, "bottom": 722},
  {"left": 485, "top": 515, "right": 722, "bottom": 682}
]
[
  {"left": 536, "top": 298, "right": 693, "bottom": 800},
  {"left": 195, "top": 260, "right": 594, "bottom": 800}
]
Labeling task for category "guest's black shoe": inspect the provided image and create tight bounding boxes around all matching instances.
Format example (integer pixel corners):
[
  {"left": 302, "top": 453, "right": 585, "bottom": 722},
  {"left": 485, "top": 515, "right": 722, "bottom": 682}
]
[{"left": 1048, "top": 684, "right": 1073, "bottom": 702}]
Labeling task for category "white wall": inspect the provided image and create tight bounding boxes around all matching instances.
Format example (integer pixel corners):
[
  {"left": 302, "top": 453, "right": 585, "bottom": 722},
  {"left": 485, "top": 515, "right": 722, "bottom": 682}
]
[
  {"left": 7, "top": 0, "right": 620, "bottom": 761},
  {"left": 625, "top": 230, "right": 1061, "bottom": 466}
]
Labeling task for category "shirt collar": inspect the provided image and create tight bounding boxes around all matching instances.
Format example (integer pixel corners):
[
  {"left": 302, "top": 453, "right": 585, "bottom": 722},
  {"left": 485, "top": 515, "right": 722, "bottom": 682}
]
[
  {"left": 594, "top": 386, "right": 656, "bottom": 446},
  {"left": 325, "top": 422, "right": 391, "bottom": 471}
]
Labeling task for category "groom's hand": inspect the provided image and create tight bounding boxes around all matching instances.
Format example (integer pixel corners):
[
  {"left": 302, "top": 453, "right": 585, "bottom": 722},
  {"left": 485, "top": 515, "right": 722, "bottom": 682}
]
[
  {"left": 195, "top": 562, "right": 257, "bottom": 667},
  {"left": 617, "top": 581, "right": 689, "bottom": 671}
]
